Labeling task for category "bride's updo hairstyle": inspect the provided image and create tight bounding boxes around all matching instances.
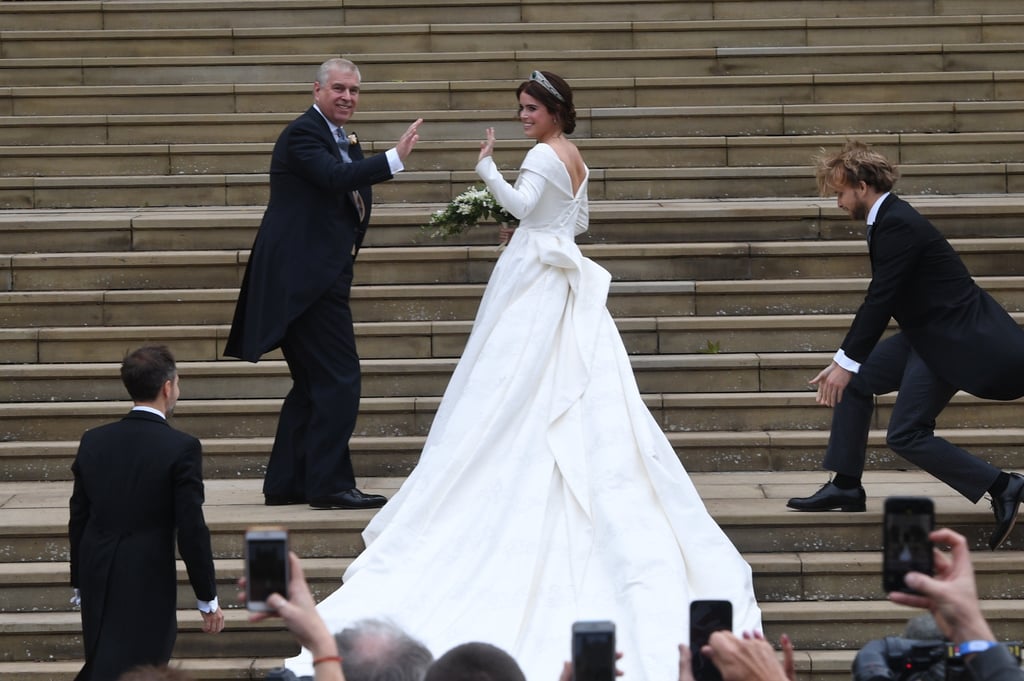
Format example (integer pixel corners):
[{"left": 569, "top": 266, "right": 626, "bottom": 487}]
[{"left": 517, "top": 70, "right": 577, "bottom": 135}]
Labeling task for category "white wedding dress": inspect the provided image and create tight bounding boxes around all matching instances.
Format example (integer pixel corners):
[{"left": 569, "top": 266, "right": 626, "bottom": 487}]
[{"left": 286, "top": 143, "right": 761, "bottom": 680}]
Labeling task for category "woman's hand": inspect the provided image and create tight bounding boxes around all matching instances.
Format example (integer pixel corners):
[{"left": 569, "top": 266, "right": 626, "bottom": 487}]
[{"left": 479, "top": 127, "right": 496, "bottom": 162}]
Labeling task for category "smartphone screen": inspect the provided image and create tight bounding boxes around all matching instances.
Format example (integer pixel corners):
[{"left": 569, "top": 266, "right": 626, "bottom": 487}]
[
  {"left": 883, "top": 496, "right": 934, "bottom": 593},
  {"left": 690, "top": 600, "right": 732, "bottom": 681},
  {"left": 245, "top": 527, "right": 289, "bottom": 611},
  {"left": 572, "top": 620, "right": 616, "bottom": 681}
]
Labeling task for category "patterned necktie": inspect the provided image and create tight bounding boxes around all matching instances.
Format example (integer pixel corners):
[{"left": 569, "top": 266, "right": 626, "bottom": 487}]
[
  {"left": 336, "top": 127, "right": 352, "bottom": 162},
  {"left": 335, "top": 127, "right": 367, "bottom": 236}
]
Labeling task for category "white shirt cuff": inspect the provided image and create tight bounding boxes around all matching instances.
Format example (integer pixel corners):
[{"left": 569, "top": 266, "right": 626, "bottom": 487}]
[
  {"left": 197, "top": 596, "right": 219, "bottom": 613},
  {"left": 834, "top": 348, "right": 861, "bottom": 373},
  {"left": 71, "top": 588, "right": 81, "bottom": 606},
  {"left": 386, "top": 147, "right": 404, "bottom": 174}
]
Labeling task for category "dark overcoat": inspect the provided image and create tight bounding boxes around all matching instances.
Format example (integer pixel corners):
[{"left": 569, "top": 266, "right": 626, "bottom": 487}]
[
  {"left": 69, "top": 410, "right": 217, "bottom": 681},
  {"left": 224, "top": 106, "right": 392, "bottom": 361},
  {"left": 841, "top": 194, "right": 1024, "bottom": 400}
]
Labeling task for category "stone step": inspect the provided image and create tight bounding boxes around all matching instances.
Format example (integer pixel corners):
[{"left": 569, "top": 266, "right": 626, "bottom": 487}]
[
  {"left": 12, "top": 599, "right": 1022, "bottom": 662},
  {"left": 2, "top": 391, "right": 1021, "bottom": 442},
  {"left": 4, "top": 544, "right": 1024, "bottom": 613},
  {"left": 4, "top": 239, "right": 1024, "bottom": 292},
  {"left": 9, "top": 132, "right": 1024, "bottom": 179},
  {"left": 6, "top": 16, "right": 1024, "bottom": 60},
  {"left": 5, "top": 471, "right": 1024, "bottom": 558},
  {"left": 6, "top": 101, "right": 1024, "bottom": 149},
  {"left": 0, "top": 352, "right": 835, "bottom": 401},
  {"left": 4, "top": 313, "right": 1022, "bottom": 364},
  {"left": 0, "top": 0, "right": 1018, "bottom": 31},
  {"left": 3, "top": 43, "right": 1024, "bottom": 88},
  {"left": 5, "top": 162, "right": 1024, "bottom": 210},
  {"left": 5, "top": 275, "right": 1023, "bottom": 327},
  {"left": 3, "top": 197, "right": 1024, "bottom": 255},
  {"left": 7, "top": 72, "right": 1024, "bottom": 117},
  {"left": 4, "top": 427, "right": 1023, "bottom": 482},
  {"left": 0, "top": 658, "right": 281, "bottom": 681}
]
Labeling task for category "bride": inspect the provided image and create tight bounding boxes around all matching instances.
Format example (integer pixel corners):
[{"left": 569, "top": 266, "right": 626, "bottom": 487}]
[{"left": 286, "top": 71, "right": 761, "bottom": 680}]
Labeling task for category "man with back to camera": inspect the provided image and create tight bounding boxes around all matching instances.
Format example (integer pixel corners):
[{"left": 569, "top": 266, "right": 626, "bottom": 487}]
[
  {"left": 224, "top": 58, "right": 422, "bottom": 510},
  {"left": 69, "top": 345, "right": 223, "bottom": 681},
  {"left": 786, "top": 140, "right": 1024, "bottom": 550}
]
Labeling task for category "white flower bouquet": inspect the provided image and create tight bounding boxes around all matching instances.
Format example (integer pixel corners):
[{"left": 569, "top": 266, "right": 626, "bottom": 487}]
[{"left": 423, "top": 185, "right": 518, "bottom": 239}]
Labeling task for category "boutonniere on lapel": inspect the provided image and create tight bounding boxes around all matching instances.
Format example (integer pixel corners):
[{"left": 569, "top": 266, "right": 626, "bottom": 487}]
[{"left": 347, "top": 132, "right": 359, "bottom": 147}]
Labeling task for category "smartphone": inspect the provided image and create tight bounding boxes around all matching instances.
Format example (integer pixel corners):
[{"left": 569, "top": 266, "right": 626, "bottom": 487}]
[
  {"left": 245, "top": 526, "right": 289, "bottom": 611},
  {"left": 690, "top": 600, "right": 733, "bottom": 681},
  {"left": 572, "top": 620, "right": 616, "bottom": 681},
  {"left": 883, "top": 496, "right": 934, "bottom": 593}
]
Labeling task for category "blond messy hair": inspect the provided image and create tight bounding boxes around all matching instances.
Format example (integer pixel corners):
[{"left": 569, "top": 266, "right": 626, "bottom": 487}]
[{"left": 814, "top": 139, "right": 899, "bottom": 197}]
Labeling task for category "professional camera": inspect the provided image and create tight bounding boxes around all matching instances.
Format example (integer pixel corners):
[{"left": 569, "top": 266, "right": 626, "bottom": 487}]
[{"left": 852, "top": 637, "right": 954, "bottom": 681}]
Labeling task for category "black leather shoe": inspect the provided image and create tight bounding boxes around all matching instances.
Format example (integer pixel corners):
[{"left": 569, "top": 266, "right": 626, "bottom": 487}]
[
  {"left": 989, "top": 472, "right": 1024, "bottom": 550},
  {"left": 787, "top": 481, "right": 866, "bottom": 512},
  {"left": 265, "top": 495, "right": 306, "bottom": 506},
  {"left": 309, "top": 488, "right": 387, "bottom": 510}
]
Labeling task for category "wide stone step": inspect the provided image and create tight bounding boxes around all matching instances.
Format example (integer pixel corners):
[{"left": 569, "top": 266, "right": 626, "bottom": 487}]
[
  {"left": 4, "top": 239, "right": 1024, "bottom": 292},
  {"left": 0, "top": 314, "right": 897, "bottom": 364},
  {"left": 8, "top": 72, "right": 1024, "bottom": 117},
  {"left": 5, "top": 102, "right": 1024, "bottom": 148},
  {"left": 0, "top": 353, "right": 844, "bottom": 402},
  {"left": 4, "top": 427, "right": 1023, "bottom": 482},
  {"left": 2, "top": 391, "right": 1021, "bottom": 442},
  {"left": 9, "top": 132, "right": 1024, "bottom": 179},
  {"left": 3, "top": 197, "right": 1024, "bottom": 255},
  {"left": 5, "top": 470, "right": 1024, "bottom": 556},
  {"left": 1, "top": 0, "right": 1018, "bottom": 31},
  {"left": 7, "top": 15, "right": 1024, "bottom": 60},
  {"left": 5, "top": 162, "right": 1023, "bottom": 209},
  {"left": 3, "top": 42, "right": 1024, "bottom": 87},
  {"left": 2, "top": 276, "right": 1023, "bottom": 327}
]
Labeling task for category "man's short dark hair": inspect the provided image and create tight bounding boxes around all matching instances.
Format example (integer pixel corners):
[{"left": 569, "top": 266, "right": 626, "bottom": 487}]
[
  {"left": 120, "top": 345, "right": 177, "bottom": 402},
  {"left": 335, "top": 618, "right": 433, "bottom": 681},
  {"left": 423, "top": 642, "right": 526, "bottom": 681}
]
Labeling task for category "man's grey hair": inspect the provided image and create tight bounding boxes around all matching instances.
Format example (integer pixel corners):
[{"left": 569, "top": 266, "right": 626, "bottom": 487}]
[
  {"left": 317, "top": 58, "right": 360, "bottom": 85},
  {"left": 335, "top": 618, "right": 433, "bottom": 681}
]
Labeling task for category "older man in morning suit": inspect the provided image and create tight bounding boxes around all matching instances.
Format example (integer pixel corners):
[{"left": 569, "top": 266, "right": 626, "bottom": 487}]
[
  {"left": 787, "top": 140, "right": 1024, "bottom": 550},
  {"left": 69, "top": 345, "right": 223, "bottom": 681},
  {"left": 225, "top": 58, "right": 422, "bottom": 510}
]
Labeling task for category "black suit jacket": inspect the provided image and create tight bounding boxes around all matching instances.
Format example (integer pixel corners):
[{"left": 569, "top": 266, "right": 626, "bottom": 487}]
[
  {"left": 841, "top": 194, "right": 1024, "bottom": 400},
  {"left": 224, "top": 106, "right": 394, "bottom": 361},
  {"left": 69, "top": 410, "right": 217, "bottom": 680}
]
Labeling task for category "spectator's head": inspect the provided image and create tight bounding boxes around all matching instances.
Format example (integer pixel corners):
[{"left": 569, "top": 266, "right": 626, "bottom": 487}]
[
  {"left": 334, "top": 618, "right": 433, "bottom": 681},
  {"left": 423, "top": 642, "right": 526, "bottom": 681},
  {"left": 116, "top": 665, "right": 194, "bottom": 681},
  {"left": 120, "top": 345, "right": 179, "bottom": 409}
]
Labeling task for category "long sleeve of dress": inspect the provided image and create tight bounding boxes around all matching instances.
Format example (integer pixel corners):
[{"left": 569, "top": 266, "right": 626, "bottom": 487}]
[{"left": 475, "top": 154, "right": 548, "bottom": 220}]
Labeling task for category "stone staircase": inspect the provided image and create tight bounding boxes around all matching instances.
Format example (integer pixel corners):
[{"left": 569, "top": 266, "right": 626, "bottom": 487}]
[{"left": 2, "top": 1, "right": 1024, "bottom": 679}]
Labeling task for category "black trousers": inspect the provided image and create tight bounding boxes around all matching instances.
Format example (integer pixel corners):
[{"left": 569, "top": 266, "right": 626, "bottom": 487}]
[
  {"left": 823, "top": 332, "right": 1000, "bottom": 502},
  {"left": 264, "top": 273, "right": 360, "bottom": 500}
]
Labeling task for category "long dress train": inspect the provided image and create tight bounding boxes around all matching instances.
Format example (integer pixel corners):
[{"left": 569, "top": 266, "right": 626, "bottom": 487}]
[{"left": 286, "top": 143, "right": 761, "bottom": 680}]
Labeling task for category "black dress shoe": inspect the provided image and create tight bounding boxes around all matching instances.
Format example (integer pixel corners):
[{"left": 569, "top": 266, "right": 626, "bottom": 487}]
[
  {"left": 989, "top": 472, "right": 1024, "bottom": 550},
  {"left": 309, "top": 488, "right": 388, "bottom": 510},
  {"left": 265, "top": 495, "right": 306, "bottom": 506},
  {"left": 787, "top": 481, "right": 866, "bottom": 512}
]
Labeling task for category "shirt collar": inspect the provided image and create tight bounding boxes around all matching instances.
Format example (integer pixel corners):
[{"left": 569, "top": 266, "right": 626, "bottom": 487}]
[
  {"left": 313, "top": 104, "right": 342, "bottom": 138},
  {"left": 866, "top": 192, "right": 890, "bottom": 226},
  {"left": 132, "top": 405, "right": 166, "bottom": 420}
]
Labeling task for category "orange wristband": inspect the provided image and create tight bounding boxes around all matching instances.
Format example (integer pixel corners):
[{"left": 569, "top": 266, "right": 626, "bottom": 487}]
[{"left": 313, "top": 655, "right": 343, "bottom": 666}]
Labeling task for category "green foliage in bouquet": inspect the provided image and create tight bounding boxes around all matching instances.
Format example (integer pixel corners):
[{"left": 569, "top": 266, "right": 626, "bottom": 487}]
[{"left": 423, "top": 185, "right": 519, "bottom": 239}]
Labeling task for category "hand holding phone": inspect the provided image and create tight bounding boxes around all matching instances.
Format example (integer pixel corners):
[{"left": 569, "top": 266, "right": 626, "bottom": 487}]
[
  {"left": 245, "top": 526, "right": 290, "bottom": 611},
  {"left": 690, "top": 600, "right": 733, "bottom": 681},
  {"left": 883, "top": 496, "right": 934, "bottom": 594},
  {"left": 572, "top": 620, "right": 616, "bottom": 681}
]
